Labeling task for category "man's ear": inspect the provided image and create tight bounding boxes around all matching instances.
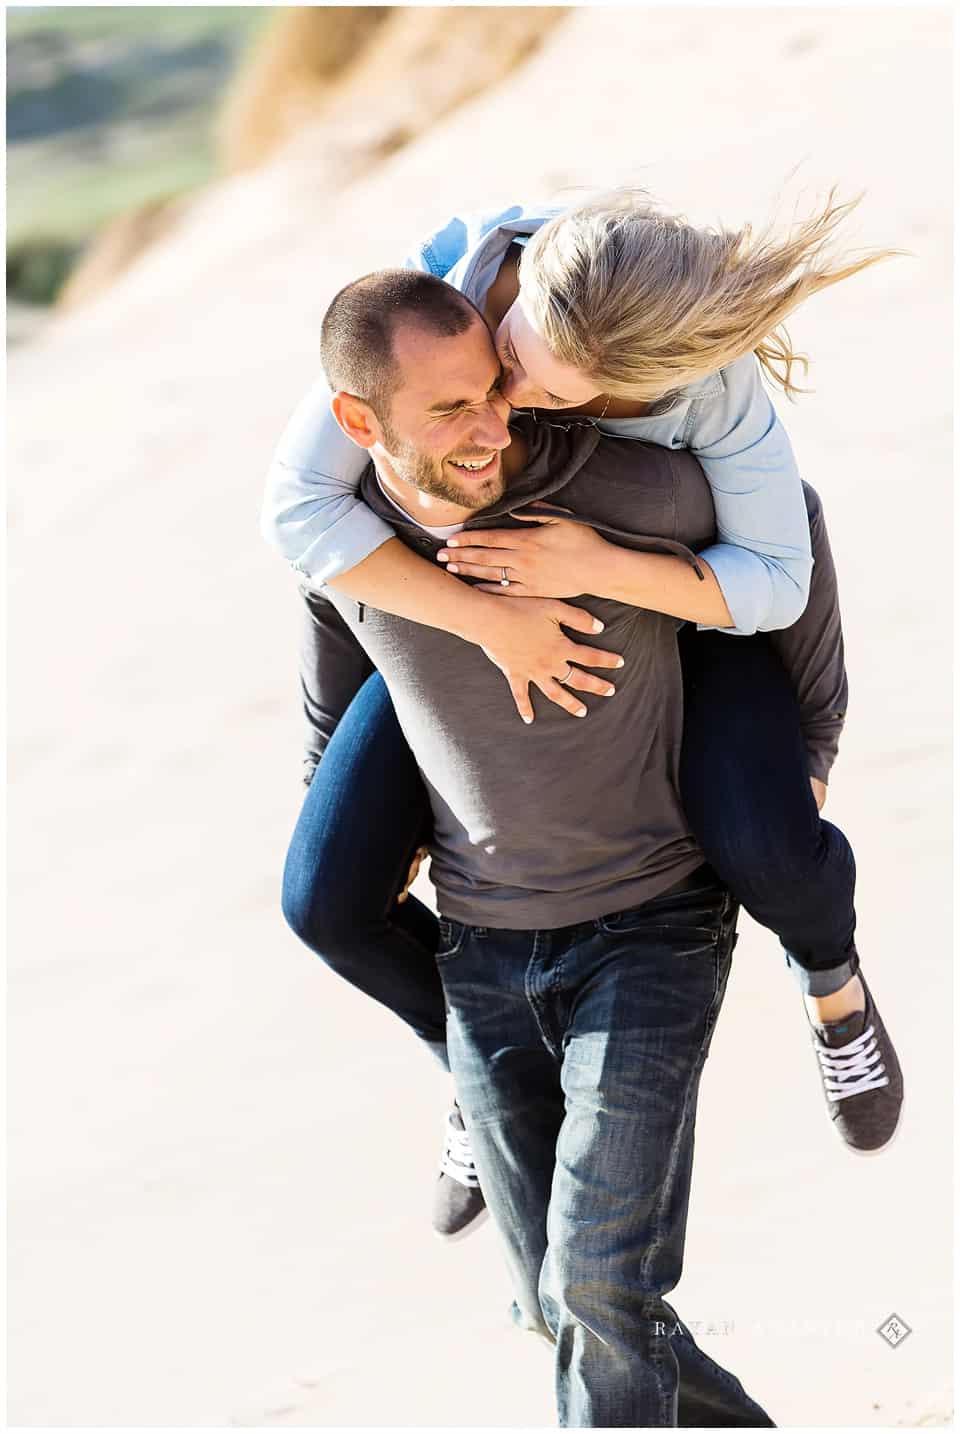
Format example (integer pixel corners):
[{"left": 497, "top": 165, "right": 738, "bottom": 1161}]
[{"left": 331, "top": 391, "right": 380, "bottom": 450}]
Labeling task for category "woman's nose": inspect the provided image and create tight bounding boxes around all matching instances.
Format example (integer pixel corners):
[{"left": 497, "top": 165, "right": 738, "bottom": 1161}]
[{"left": 499, "top": 367, "right": 530, "bottom": 407}]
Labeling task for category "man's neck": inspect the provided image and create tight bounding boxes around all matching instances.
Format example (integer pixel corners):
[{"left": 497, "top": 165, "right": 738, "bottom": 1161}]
[
  {"left": 374, "top": 431, "right": 528, "bottom": 528},
  {"left": 375, "top": 463, "right": 479, "bottom": 529}
]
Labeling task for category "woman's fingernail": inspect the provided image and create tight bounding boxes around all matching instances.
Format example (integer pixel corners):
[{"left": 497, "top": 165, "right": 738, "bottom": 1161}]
[
  {"left": 447, "top": 564, "right": 459, "bottom": 574},
  {"left": 447, "top": 539, "right": 459, "bottom": 548},
  {"left": 592, "top": 619, "right": 605, "bottom": 633},
  {"left": 603, "top": 686, "right": 615, "bottom": 696},
  {"left": 522, "top": 715, "right": 533, "bottom": 724},
  {"left": 615, "top": 657, "right": 625, "bottom": 668},
  {"left": 437, "top": 551, "right": 449, "bottom": 561},
  {"left": 575, "top": 707, "right": 587, "bottom": 717}
]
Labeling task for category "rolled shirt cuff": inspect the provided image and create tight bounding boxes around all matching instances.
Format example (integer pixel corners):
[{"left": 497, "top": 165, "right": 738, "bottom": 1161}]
[
  {"left": 695, "top": 540, "right": 811, "bottom": 636},
  {"left": 289, "top": 505, "right": 397, "bottom": 585}
]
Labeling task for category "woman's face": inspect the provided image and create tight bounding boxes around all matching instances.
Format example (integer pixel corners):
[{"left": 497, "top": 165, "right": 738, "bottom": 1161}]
[{"left": 494, "top": 294, "right": 604, "bottom": 411}]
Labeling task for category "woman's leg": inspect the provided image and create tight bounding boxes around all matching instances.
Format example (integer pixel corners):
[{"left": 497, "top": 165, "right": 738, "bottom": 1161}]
[
  {"left": 677, "top": 625, "right": 858, "bottom": 996},
  {"left": 677, "top": 626, "right": 903, "bottom": 1152},
  {"left": 281, "top": 670, "right": 448, "bottom": 1065}
]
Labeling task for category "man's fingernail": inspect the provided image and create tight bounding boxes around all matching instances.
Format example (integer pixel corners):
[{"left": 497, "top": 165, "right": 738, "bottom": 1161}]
[
  {"left": 447, "top": 564, "right": 459, "bottom": 574},
  {"left": 592, "top": 619, "right": 604, "bottom": 633},
  {"left": 615, "top": 657, "right": 625, "bottom": 668}
]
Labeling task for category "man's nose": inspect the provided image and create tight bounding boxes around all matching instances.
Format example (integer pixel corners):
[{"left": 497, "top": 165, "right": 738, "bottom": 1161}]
[{"left": 473, "top": 393, "right": 512, "bottom": 449}]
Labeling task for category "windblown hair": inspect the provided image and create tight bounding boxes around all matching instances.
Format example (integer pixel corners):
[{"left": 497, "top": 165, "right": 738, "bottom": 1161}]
[
  {"left": 520, "top": 189, "right": 903, "bottom": 402},
  {"left": 321, "top": 268, "right": 480, "bottom": 416}
]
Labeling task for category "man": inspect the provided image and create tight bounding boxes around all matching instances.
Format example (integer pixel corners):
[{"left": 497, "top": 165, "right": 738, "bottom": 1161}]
[{"left": 284, "top": 267, "right": 775, "bottom": 1426}]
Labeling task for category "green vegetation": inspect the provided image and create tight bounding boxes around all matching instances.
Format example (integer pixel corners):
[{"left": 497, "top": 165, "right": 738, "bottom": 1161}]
[{"left": 6, "top": 5, "right": 270, "bottom": 304}]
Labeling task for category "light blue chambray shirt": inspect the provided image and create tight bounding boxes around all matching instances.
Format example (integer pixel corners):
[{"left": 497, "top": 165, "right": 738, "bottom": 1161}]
[{"left": 262, "top": 203, "right": 813, "bottom": 635}]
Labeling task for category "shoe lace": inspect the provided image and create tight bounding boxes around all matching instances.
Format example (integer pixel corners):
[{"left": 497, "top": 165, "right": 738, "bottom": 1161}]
[
  {"left": 439, "top": 1111, "right": 480, "bottom": 1189},
  {"left": 815, "top": 1023, "right": 889, "bottom": 1101}
]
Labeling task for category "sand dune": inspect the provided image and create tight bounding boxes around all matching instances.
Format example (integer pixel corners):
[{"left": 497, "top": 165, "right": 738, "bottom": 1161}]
[
  {"left": 59, "top": 6, "right": 564, "bottom": 309},
  {"left": 7, "top": 7, "right": 952, "bottom": 1426}
]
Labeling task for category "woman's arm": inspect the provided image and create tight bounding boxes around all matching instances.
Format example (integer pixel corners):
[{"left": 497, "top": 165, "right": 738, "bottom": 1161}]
[
  {"left": 429, "top": 356, "right": 813, "bottom": 633},
  {"left": 261, "top": 205, "right": 531, "bottom": 581},
  {"left": 445, "top": 512, "right": 734, "bottom": 626},
  {"left": 449, "top": 482, "right": 846, "bottom": 797},
  {"left": 686, "top": 352, "right": 814, "bottom": 635},
  {"left": 261, "top": 377, "right": 394, "bottom": 583}
]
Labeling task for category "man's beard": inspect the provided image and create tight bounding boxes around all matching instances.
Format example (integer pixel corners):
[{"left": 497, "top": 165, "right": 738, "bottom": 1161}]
[{"left": 382, "top": 425, "right": 506, "bottom": 510}]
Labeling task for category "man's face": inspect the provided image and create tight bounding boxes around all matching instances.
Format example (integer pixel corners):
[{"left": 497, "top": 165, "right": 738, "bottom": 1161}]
[{"left": 375, "top": 315, "right": 512, "bottom": 515}]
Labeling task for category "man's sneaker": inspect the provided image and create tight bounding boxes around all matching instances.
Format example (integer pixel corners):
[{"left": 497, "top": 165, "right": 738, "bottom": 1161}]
[
  {"left": 808, "top": 973, "right": 904, "bottom": 1154},
  {"left": 432, "top": 1103, "right": 487, "bottom": 1240}
]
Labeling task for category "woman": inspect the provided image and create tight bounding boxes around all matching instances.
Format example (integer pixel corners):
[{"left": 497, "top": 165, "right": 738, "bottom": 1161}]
[{"left": 267, "top": 190, "right": 903, "bottom": 1238}]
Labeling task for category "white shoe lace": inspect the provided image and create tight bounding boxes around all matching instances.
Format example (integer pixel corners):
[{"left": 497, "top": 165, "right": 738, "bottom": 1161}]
[
  {"left": 815, "top": 1023, "right": 889, "bottom": 1101},
  {"left": 439, "top": 1110, "right": 480, "bottom": 1188}
]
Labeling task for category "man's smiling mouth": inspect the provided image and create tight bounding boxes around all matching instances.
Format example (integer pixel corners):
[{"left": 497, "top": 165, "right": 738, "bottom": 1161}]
[{"left": 448, "top": 454, "right": 498, "bottom": 476}]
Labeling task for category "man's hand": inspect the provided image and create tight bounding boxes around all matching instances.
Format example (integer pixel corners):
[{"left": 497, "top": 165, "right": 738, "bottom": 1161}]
[
  {"left": 810, "top": 777, "right": 827, "bottom": 811},
  {"left": 438, "top": 507, "right": 608, "bottom": 599},
  {"left": 468, "top": 590, "right": 624, "bottom": 722},
  {"left": 397, "top": 846, "right": 429, "bottom": 904}
]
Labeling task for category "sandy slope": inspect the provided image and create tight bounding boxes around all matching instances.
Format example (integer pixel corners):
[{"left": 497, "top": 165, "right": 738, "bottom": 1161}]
[{"left": 6, "top": 7, "right": 953, "bottom": 1427}]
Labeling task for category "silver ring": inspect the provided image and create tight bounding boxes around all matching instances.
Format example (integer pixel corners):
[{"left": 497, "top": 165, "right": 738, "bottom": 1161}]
[
  {"left": 500, "top": 566, "right": 510, "bottom": 588},
  {"left": 557, "top": 663, "right": 574, "bottom": 684}
]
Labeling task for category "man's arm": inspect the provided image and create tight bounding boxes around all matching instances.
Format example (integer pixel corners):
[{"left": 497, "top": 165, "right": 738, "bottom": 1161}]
[
  {"left": 766, "top": 482, "right": 848, "bottom": 785},
  {"left": 299, "top": 585, "right": 374, "bottom": 787}
]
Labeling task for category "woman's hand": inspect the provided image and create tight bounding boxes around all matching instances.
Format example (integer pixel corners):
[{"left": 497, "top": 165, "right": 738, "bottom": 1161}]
[
  {"left": 810, "top": 777, "right": 827, "bottom": 812},
  {"left": 437, "top": 506, "right": 609, "bottom": 599},
  {"left": 467, "top": 590, "right": 624, "bottom": 722}
]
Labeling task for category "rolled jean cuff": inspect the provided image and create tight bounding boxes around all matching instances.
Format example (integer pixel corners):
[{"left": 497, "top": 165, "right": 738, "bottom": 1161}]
[{"left": 782, "top": 946, "right": 859, "bottom": 997}]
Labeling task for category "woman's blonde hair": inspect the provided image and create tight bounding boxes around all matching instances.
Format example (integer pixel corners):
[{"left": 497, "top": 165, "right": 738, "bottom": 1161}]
[{"left": 519, "top": 188, "right": 902, "bottom": 402}]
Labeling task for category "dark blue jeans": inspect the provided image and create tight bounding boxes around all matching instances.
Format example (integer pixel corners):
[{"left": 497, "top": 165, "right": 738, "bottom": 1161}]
[
  {"left": 281, "top": 670, "right": 446, "bottom": 1063},
  {"left": 281, "top": 630, "right": 859, "bottom": 1068},
  {"left": 677, "top": 626, "right": 858, "bottom": 997},
  {"left": 438, "top": 866, "right": 773, "bottom": 1427}
]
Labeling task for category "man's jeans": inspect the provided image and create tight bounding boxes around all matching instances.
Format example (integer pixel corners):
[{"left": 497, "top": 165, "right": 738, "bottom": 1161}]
[{"left": 437, "top": 866, "right": 774, "bottom": 1429}]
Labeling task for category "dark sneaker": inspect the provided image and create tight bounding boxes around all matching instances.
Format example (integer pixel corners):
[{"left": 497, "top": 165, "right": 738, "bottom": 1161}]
[
  {"left": 432, "top": 1103, "right": 487, "bottom": 1241},
  {"left": 808, "top": 973, "right": 904, "bottom": 1154}
]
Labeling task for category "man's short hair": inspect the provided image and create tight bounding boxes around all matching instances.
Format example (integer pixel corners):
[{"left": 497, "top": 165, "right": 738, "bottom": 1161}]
[{"left": 320, "top": 268, "right": 481, "bottom": 417}]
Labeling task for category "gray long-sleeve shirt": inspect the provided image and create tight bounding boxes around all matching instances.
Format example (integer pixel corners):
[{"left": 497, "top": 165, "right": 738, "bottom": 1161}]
[{"left": 301, "top": 415, "right": 847, "bottom": 928}]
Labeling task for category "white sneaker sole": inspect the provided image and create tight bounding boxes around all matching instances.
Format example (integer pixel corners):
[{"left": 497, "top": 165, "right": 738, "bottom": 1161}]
[{"left": 433, "top": 1206, "right": 490, "bottom": 1243}]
